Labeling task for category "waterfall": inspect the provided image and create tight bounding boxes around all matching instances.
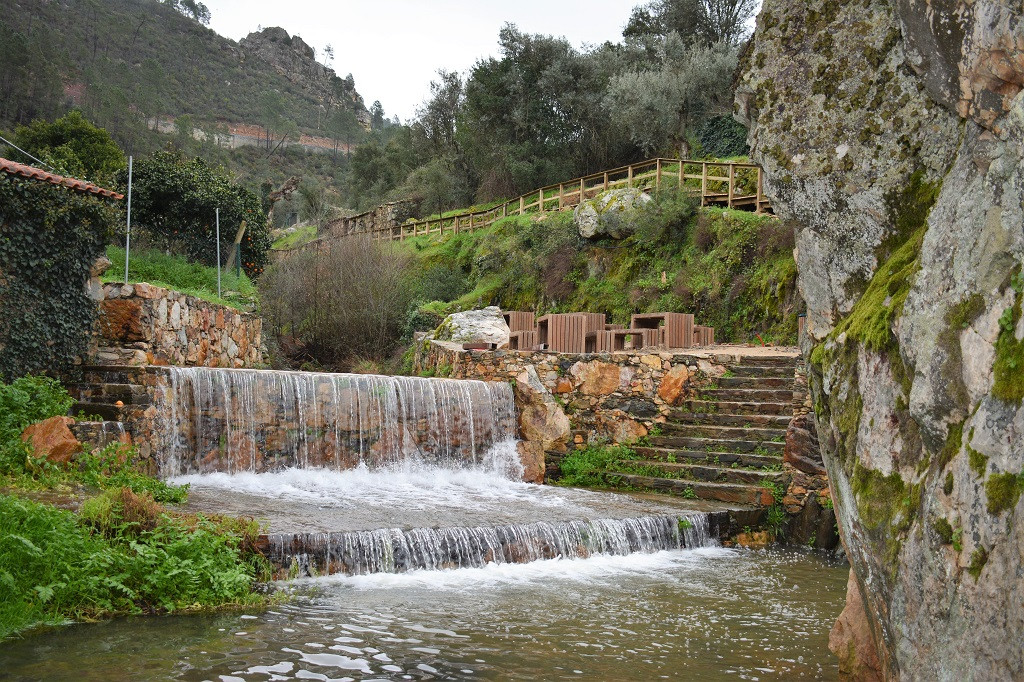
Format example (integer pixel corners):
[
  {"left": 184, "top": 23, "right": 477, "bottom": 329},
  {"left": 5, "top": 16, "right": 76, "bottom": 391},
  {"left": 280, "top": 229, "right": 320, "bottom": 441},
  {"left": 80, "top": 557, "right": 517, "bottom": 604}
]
[
  {"left": 267, "top": 513, "right": 718, "bottom": 577},
  {"left": 155, "top": 367, "right": 516, "bottom": 476}
]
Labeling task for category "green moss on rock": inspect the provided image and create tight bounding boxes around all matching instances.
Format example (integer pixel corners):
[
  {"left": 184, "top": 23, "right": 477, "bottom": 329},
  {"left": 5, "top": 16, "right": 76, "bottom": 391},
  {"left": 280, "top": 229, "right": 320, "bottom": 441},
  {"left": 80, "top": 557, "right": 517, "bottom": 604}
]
[
  {"left": 992, "top": 287, "right": 1023, "bottom": 404},
  {"left": 967, "top": 547, "right": 989, "bottom": 581},
  {"left": 985, "top": 472, "right": 1024, "bottom": 514},
  {"left": 933, "top": 516, "right": 954, "bottom": 544}
]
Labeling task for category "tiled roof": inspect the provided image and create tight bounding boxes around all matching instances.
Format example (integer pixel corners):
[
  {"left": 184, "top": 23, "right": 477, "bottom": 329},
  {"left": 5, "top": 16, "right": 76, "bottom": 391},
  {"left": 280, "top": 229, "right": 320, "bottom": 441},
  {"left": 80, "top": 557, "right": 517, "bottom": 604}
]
[{"left": 0, "top": 157, "right": 124, "bottom": 200}]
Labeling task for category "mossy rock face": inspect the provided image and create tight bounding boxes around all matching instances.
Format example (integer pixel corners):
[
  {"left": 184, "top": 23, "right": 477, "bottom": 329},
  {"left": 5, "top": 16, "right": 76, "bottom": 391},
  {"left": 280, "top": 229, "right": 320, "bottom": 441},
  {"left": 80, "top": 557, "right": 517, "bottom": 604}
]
[
  {"left": 738, "top": 0, "right": 1024, "bottom": 678},
  {"left": 573, "top": 189, "right": 652, "bottom": 239}
]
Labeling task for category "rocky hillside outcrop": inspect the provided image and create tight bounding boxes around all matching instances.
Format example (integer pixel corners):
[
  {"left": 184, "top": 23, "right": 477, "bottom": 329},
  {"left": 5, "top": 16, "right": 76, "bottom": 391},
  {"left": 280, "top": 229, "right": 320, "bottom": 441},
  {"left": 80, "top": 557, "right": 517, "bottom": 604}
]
[{"left": 737, "top": 2, "right": 1023, "bottom": 679}]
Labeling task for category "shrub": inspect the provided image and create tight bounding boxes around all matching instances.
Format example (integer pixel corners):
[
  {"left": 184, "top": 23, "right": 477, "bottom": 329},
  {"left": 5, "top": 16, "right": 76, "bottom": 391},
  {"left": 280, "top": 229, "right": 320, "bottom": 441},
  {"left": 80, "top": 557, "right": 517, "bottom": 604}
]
[
  {"left": 0, "top": 376, "right": 74, "bottom": 473},
  {"left": 558, "top": 444, "right": 638, "bottom": 487},
  {"left": 260, "top": 236, "right": 413, "bottom": 369}
]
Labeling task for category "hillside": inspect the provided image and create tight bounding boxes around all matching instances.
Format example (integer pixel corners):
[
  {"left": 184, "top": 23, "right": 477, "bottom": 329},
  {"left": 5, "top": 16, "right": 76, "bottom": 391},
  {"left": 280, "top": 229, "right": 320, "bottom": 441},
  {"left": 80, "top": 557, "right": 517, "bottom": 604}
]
[{"left": 0, "top": 0, "right": 366, "bottom": 133}]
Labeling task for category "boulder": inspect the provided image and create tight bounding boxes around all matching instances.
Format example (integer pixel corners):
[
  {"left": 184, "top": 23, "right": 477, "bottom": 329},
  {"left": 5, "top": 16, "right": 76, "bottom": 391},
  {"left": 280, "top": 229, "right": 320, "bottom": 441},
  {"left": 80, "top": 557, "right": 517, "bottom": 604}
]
[
  {"left": 573, "top": 188, "right": 652, "bottom": 239},
  {"left": 513, "top": 366, "right": 570, "bottom": 453},
  {"left": 657, "top": 364, "right": 691, "bottom": 404},
  {"left": 783, "top": 413, "right": 825, "bottom": 475},
  {"left": 516, "top": 441, "right": 546, "bottom": 484},
  {"left": 21, "top": 416, "right": 82, "bottom": 464},
  {"left": 829, "top": 570, "right": 885, "bottom": 682},
  {"left": 433, "top": 306, "right": 511, "bottom": 347}
]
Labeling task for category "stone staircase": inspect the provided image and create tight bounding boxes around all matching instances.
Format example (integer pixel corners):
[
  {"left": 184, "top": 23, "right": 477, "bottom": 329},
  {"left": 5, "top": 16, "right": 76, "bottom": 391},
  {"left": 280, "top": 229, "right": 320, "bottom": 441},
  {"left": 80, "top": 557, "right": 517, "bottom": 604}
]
[
  {"left": 67, "top": 365, "right": 150, "bottom": 449},
  {"left": 607, "top": 355, "right": 798, "bottom": 507}
]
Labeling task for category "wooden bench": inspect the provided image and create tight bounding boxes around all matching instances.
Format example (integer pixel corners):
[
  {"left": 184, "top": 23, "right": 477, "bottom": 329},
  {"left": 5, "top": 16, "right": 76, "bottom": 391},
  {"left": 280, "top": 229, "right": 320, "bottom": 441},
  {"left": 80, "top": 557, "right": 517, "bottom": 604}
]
[
  {"left": 537, "top": 313, "right": 588, "bottom": 353},
  {"left": 630, "top": 312, "right": 694, "bottom": 349},
  {"left": 693, "top": 325, "right": 715, "bottom": 346},
  {"left": 502, "top": 311, "right": 536, "bottom": 333},
  {"left": 508, "top": 330, "right": 538, "bottom": 351}
]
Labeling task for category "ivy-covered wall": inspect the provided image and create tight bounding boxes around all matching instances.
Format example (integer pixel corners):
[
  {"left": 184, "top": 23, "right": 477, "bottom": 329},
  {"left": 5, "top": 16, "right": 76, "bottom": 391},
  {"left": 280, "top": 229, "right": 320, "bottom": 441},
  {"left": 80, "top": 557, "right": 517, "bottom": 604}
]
[{"left": 0, "top": 173, "right": 120, "bottom": 380}]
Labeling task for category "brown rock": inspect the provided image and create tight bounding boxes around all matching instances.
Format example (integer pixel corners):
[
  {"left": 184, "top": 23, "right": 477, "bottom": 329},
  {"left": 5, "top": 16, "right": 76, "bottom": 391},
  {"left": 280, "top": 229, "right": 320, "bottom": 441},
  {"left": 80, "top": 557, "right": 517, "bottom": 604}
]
[
  {"left": 784, "top": 414, "right": 826, "bottom": 475},
  {"left": 514, "top": 367, "right": 571, "bottom": 452},
  {"left": 516, "top": 441, "right": 546, "bottom": 484},
  {"left": 133, "top": 282, "right": 164, "bottom": 299},
  {"left": 553, "top": 378, "right": 573, "bottom": 394},
  {"left": 21, "top": 416, "right": 81, "bottom": 464},
  {"left": 572, "top": 361, "right": 620, "bottom": 395},
  {"left": 98, "top": 299, "right": 146, "bottom": 343},
  {"left": 657, "top": 364, "right": 691, "bottom": 404},
  {"left": 830, "top": 570, "right": 885, "bottom": 682}
]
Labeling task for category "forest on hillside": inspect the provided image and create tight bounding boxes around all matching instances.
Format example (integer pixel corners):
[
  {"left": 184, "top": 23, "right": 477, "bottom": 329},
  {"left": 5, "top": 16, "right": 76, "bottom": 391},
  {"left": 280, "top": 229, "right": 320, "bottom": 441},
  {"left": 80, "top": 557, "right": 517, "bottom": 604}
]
[{"left": 0, "top": 0, "right": 755, "bottom": 217}]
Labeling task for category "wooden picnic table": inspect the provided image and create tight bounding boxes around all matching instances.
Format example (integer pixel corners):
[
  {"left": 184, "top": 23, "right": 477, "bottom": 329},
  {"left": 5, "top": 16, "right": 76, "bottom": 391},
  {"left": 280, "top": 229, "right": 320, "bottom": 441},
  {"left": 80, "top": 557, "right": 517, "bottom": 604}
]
[{"left": 630, "top": 312, "right": 694, "bottom": 349}]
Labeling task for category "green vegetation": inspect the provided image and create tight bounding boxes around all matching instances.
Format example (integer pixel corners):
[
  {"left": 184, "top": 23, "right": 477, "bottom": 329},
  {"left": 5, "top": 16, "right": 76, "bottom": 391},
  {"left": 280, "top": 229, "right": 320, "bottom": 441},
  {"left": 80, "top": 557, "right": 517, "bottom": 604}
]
[
  {"left": 557, "top": 444, "right": 641, "bottom": 488},
  {"left": 9, "top": 111, "right": 126, "bottom": 184},
  {"left": 933, "top": 517, "right": 954, "bottom": 544},
  {"left": 0, "top": 376, "right": 270, "bottom": 639},
  {"left": 0, "top": 492, "right": 267, "bottom": 640},
  {"left": 271, "top": 224, "right": 318, "bottom": 250},
  {"left": 967, "top": 547, "right": 989, "bottom": 581},
  {"left": 104, "top": 246, "right": 257, "bottom": 310},
  {"left": 0, "top": 171, "right": 119, "bottom": 381},
  {"left": 967, "top": 444, "right": 989, "bottom": 478},
  {"left": 398, "top": 192, "right": 797, "bottom": 343},
  {"left": 985, "top": 472, "right": 1024, "bottom": 514},
  {"left": 992, "top": 271, "right": 1024, "bottom": 404}
]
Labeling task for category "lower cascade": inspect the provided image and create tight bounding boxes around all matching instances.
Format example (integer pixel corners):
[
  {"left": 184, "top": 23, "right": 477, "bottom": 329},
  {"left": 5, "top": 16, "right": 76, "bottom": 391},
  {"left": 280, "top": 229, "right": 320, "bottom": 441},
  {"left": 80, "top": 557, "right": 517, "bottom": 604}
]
[
  {"left": 266, "top": 513, "right": 717, "bottom": 577},
  {"left": 156, "top": 367, "right": 516, "bottom": 476}
]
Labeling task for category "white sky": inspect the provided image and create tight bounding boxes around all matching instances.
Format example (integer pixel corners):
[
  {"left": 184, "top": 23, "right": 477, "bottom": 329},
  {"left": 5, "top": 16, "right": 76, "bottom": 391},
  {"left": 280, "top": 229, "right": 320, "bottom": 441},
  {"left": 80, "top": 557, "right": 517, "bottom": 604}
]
[{"left": 203, "top": 0, "right": 639, "bottom": 122}]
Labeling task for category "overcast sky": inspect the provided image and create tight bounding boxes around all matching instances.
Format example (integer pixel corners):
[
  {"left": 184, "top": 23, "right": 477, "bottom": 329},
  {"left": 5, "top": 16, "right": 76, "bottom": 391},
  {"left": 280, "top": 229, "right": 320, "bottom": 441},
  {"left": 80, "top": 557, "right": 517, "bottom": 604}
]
[{"left": 203, "top": 0, "right": 640, "bottom": 122}]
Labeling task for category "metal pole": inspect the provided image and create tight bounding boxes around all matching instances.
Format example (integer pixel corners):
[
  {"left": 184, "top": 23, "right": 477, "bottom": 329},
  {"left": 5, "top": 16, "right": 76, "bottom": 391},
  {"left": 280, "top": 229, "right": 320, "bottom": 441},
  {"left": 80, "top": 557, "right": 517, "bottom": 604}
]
[
  {"left": 215, "top": 208, "right": 221, "bottom": 299},
  {"left": 124, "top": 156, "right": 132, "bottom": 283}
]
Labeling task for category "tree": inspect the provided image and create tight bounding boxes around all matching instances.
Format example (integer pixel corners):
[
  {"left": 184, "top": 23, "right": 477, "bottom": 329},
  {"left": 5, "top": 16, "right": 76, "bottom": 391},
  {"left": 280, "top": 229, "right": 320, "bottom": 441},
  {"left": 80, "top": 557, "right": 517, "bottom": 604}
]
[
  {"left": 161, "top": 0, "right": 211, "bottom": 25},
  {"left": 369, "top": 100, "right": 386, "bottom": 131},
  {"left": 123, "top": 151, "right": 271, "bottom": 277},
  {"left": 12, "top": 111, "right": 126, "bottom": 183},
  {"left": 323, "top": 43, "right": 335, "bottom": 68},
  {"left": 327, "top": 108, "right": 362, "bottom": 159},
  {"left": 623, "top": 0, "right": 757, "bottom": 46},
  {"left": 604, "top": 37, "right": 737, "bottom": 157}
]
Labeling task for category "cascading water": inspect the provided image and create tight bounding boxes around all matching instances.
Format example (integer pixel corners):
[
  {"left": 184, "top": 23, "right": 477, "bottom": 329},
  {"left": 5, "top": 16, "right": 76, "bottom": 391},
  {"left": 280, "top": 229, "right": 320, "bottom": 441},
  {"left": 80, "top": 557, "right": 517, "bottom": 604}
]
[
  {"left": 267, "top": 513, "right": 718, "bottom": 577},
  {"left": 156, "top": 366, "right": 720, "bottom": 579},
  {"left": 155, "top": 367, "right": 516, "bottom": 476}
]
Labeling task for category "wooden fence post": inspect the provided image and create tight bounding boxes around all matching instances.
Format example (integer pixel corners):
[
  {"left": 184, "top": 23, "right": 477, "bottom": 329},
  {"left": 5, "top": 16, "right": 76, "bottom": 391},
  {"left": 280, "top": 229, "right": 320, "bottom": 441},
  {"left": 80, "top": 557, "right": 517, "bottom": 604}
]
[
  {"left": 756, "top": 167, "right": 764, "bottom": 215},
  {"left": 520, "top": 196, "right": 525, "bottom": 214},
  {"left": 538, "top": 190, "right": 545, "bottom": 214},
  {"left": 728, "top": 164, "right": 735, "bottom": 209},
  {"left": 579, "top": 177, "right": 585, "bottom": 204},
  {"left": 558, "top": 183, "right": 564, "bottom": 208},
  {"left": 603, "top": 171, "right": 609, "bottom": 191},
  {"left": 627, "top": 165, "right": 634, "bottom": 188},
  {"left": 701, "top": 162, "right": 708, "bottom": 207},
  {"left": 656, "top": 158, "right": 662, "bottom": 191},
  {"left": 678, "top": 160, "right": 684, "bottom": 190}
]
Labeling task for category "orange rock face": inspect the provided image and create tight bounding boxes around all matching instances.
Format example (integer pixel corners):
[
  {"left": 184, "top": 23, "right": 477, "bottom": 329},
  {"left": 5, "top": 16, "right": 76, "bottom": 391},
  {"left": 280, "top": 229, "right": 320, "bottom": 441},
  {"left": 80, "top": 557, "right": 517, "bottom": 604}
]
[
  {"left": 829, "top": 570, "right": 885, "bottom": 682},
  {"left": 21, "top": 416, "right": 82, "bottom": 464},
  {"left": 657, "top": 364, "right": 690, "bottom": 404},
  {"left": 516, "top": 441, "right": 546, "bottom": 484},
  {"left": 98, "top": 299, "right": 145, "bottom": 342}
]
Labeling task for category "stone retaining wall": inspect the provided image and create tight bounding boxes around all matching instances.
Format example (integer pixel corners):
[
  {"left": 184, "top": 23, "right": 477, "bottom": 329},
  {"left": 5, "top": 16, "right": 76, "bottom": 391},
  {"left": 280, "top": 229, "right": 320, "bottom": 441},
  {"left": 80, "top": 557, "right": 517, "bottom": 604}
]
[
  {"left": 417, "top": 340, "right": 729, "bottom": 448},
  {"left": 90, "top": 282, "right": 263, "bottom": 367},
  {"left": 324, "top": 198, "right": 421, "bottom": 239}
]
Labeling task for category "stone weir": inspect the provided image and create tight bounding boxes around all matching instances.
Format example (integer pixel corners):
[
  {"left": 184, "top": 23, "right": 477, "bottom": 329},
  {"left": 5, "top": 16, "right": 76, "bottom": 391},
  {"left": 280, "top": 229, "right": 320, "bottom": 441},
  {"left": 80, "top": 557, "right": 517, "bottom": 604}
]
[
  {"left": 261, "top": 511, "right": 726, "bottom": 578},
  {"left": 153, "top": 367, "right": 518, "bottom": 477}
]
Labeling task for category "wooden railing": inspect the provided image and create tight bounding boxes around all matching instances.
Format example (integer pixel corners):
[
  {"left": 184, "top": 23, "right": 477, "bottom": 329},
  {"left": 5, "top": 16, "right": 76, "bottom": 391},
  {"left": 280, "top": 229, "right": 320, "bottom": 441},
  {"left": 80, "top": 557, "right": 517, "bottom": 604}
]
[{"left": 368, "top": 158, "right": 770, "bottom": 242}]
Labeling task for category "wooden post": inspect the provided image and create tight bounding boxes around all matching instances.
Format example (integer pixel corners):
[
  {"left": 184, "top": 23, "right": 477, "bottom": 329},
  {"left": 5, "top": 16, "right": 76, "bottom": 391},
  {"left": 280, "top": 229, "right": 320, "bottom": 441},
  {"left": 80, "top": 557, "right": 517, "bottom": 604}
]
[
  {"left": 502, "top": 203, "right": 508, "bottom": 217},
  {"left": 538, "top": 190, "right": 545, "bottom": 214},
  {"left": 558, "top": 183, "right": 564, "bottom": 208},
  {"left": 656, "top": 158, "right": 662, "bottom": 191},
  {"left": 469, "top": 212, "right": 474, "bottom": 230},
  {"left": 627, "top": 165, "right": 634, "bottom": 188},
  {"left": 520, "top": 196, "right": 525, "bottom": 214},
  {"left": 728, "top": 164, "right": 735, "bottom": 209},
  {"left": 454, "top": 215, "right": 459, "bottom": 234},
  {"left": 701, "top": 162, "right": 708, "bottom": 207},
  {"left": 579, "top": 178, "right": 585, "bottom": 204},
  {"left": 603, "top": 171, "right": 609, "bottom": 191},
  {"left": 223, "top": 220, "right": 247, "bottom": 275},
  {"left": 678, "top": 159, "right": 684, "bottom": 190},
  {"left": 756, "top": 167, "right": 764, "bottom": 215}
]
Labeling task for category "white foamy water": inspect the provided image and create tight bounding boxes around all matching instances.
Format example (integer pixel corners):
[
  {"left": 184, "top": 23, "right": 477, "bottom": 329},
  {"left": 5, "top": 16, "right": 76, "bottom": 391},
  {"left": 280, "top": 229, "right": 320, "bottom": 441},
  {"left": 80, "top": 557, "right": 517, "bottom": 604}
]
[{"left": 313, "top": 547, "right": 737, "bottom": 591}]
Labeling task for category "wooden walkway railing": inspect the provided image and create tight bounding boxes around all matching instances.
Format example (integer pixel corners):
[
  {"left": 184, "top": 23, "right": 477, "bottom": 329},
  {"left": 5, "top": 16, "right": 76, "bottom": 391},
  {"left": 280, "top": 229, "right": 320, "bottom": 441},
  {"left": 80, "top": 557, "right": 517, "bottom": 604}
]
[{"left": 371, "top": 158, "right": 770, "bottom": 242}]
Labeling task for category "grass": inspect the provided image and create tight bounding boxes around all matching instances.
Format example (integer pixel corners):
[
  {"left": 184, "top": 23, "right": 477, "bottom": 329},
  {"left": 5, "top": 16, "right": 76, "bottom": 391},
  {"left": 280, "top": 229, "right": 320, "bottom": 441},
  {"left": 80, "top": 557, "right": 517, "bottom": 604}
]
[
  {"left": 556, "top": 444, "right": 641, "bottom": 488},
  {"left": 396, "top": 190, "right": 797, "bottom": 344},
  {"left": 271, "top": 224, "right": 318, "bottom": 250},
  {"left": 104, "top": 245, "right": 258, "bottom": 310}
]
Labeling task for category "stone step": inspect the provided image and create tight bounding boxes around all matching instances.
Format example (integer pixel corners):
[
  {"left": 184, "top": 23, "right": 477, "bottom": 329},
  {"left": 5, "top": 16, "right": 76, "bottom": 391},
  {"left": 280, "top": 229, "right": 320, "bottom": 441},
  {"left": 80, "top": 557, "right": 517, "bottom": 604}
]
[
  {"left": 702, "top": 387, "right": 794, "bottom": 402},
  {"left": 625, "top": 460, "right": 788, "bottom": 485},
  {"left": 71, "top": 401, "right": 128, "bottom": 422},
  {"left": 80, "top": 365, "right": 148, "bottom": 385},
  {"left": 717, "top": 376, "right": 793, "bottom": 389},
  {"left": 727, "top": 365, "right": 796, "bottom": 378},
  {"left": 731, "top": 356, "right": 799, "bottom": 367},
  {"left": 607, "top": 473, "right": 774, "bottom": 507},
  {"left": 647, "top": 435, "right": 785, "bottom": 454},
  {"left": 667, "top": 411, "right": 793, "bottom": 428},
  {"left": 634, "top": 446, "right": 783, "bottom": 469},
  {"left": 680, "top": 400, "right": 793, "bottom": 416},
  {"left": 658, "top": 422, "right": 788, "bottom": 442},
  {"left": 69, "top": 383, "right": 150, "bottom": 405}
]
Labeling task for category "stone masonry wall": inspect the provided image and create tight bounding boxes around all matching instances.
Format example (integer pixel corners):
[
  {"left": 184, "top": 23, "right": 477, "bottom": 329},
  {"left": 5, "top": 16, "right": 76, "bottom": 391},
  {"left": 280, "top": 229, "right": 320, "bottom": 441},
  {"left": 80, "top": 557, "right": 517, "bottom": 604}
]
[
  {"left": 324, "top": 198, "right": 421, "bottom": 240},
  {"left": 417, "top": 341, "right": 732, "bottom": 449},
  {"left": 90, "top": 282, "right": 263, "bottom": 367}
]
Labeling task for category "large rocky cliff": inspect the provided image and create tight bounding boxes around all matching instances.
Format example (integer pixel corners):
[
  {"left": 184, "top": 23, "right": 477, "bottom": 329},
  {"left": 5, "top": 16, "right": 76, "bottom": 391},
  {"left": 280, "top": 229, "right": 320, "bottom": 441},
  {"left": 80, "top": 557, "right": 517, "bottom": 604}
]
[{"left": 736, "top": 2, "right": 1023, "bottom": 679}]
